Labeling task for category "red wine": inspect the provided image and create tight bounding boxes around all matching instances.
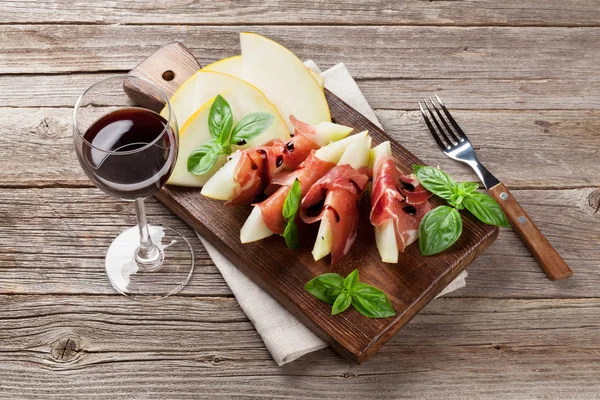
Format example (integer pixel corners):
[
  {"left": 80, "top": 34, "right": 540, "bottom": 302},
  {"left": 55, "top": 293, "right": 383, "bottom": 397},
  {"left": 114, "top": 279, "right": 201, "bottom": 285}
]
[{"left": 81, "top": 107, "right": 177, "bottom": 200}]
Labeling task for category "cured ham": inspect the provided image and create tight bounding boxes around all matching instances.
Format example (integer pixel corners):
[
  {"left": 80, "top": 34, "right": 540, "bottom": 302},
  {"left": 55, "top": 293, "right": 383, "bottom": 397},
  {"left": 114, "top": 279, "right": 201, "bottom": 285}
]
[
  {"left": 293, "top": 134, "right": 372, "bottom": 263},
  {"left": 300, "top": 164, "right": 370, "bottom": 264},
  {"left": 370, "top": 141, "right": 432, "bottom": 262},
  {"left": 227, "top": 120, "right": 319, "bottom": 205},
  {"left": 201, "top": 116, "right": 353, "bottom": 203},
  {"left": 240, "top": 131, "right": 369, "bottom": 244},
  {"left": 258, "top": 152, "right": 336, "bottom": 234}
]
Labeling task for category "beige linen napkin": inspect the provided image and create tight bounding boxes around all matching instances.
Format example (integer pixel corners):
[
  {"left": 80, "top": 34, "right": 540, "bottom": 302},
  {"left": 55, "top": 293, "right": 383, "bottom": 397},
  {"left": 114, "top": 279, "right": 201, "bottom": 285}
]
[{"left": 197, "top": 62, "right": 467, "bottom": 365}]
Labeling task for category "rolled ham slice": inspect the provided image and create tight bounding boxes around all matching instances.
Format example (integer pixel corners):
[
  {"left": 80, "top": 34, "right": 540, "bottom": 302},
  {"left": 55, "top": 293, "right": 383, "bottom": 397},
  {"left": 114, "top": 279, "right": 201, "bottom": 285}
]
[
  {"left": 240, "top": 131, "right": 369, "bottom": 244},
  {"left": 227, "top": 118, "right": 322, "bottom": 205},
  {"left": 370, "top": 141, "right": 432, "bottom": 262},
  {"left": 300, "top": 164, "right": 370, "bottom": 264},
  {"left": 258, "top": 152, "right": 336, "bottom": 234}
]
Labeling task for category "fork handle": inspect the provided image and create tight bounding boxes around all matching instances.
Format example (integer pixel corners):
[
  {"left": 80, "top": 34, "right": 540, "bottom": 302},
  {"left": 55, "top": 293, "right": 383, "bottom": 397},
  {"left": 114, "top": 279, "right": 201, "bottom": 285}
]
[{"left": 488, "top": 183, "right": 572, "bottom": 280}]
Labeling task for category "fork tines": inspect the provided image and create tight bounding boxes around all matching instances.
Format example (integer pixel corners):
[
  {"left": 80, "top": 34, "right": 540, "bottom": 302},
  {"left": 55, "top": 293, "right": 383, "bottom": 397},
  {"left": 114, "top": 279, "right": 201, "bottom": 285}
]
[{"left": 418, "top": 94, "right": 468, "bottom": 150}]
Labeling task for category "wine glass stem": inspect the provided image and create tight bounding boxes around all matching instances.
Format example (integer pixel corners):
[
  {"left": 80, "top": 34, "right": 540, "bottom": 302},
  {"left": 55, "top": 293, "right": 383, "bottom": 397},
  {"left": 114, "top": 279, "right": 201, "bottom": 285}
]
[{"left": 134, "top": 198, "right": 162, "bottom": 269}]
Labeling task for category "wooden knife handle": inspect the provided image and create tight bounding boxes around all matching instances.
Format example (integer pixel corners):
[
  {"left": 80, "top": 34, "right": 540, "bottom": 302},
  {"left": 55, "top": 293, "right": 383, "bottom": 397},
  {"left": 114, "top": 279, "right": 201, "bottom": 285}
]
[{"left": 488, "top": 183, "right": 572, "bottom": 280}]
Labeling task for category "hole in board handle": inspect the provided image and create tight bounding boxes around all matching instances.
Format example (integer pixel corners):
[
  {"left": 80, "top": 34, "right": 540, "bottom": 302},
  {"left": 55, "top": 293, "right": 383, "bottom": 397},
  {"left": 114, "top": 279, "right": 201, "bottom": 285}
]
[{"left": 162, "top": 70, "right": 175, "bottom": 81}]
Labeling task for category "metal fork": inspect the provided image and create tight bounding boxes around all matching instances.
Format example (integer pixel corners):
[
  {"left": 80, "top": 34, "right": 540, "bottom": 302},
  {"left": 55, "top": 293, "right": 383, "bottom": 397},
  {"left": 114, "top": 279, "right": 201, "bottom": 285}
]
[{"left": 419, "top": 95, "right": 572, "bottom": 281}]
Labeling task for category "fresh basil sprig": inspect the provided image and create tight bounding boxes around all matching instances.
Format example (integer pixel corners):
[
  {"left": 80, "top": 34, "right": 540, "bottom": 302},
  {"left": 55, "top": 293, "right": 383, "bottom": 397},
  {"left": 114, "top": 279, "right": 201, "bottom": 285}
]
[
  {"left": 282, "top": 179, "right": 302, "bottom": 249},
  {"left": 305, "top": 269, "right": 396, "bottom": 319},
  {"left": 187, "top": 95, "right": 274, "bottom": 175},
  {"left": 414, "top": 165, "right": 510, "bottom": 256}
]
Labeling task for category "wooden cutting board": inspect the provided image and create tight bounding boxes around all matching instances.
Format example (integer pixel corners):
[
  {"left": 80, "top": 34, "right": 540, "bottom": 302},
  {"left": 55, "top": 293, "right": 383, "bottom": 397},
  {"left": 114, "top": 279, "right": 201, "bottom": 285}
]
[{"left": 128, "top": 43, "right": 499, "bottom": 363}]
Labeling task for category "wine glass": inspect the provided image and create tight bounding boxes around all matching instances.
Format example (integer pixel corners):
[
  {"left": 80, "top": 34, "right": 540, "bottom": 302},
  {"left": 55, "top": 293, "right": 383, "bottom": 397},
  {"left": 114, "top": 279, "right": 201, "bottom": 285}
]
[{"left": 73, "top": 75, "right": 194, "bottom": 300}]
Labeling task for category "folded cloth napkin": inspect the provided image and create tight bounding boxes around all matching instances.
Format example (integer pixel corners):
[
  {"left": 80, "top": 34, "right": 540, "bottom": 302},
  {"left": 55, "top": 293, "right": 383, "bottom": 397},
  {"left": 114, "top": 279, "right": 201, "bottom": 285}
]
[{"left": 197, "top": 62, "right": 468, "bottom": 365}]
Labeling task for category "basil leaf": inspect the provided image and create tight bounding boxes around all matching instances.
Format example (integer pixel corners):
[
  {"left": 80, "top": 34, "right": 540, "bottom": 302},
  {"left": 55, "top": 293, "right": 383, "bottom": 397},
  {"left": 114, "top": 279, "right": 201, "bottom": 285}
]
[
  {"left": 343, "top": 269, "right": 359, "bottom": 291},
  {"left": 188, "top": 145, "right": 223, "bottom": 176},
  {"left": 209, "top": 95, "right": 233, "bottom": 144},
  {"left": 351, "top": 283, "right": 396, "bottom": 318},
  {"left": 419, "top": 206, "right": 463, "bottom": 256},
  {"left": 282, "top": 179, "right": 302, "bottom": 220},
  {"left": 186, "top": 141, "right": 215, "bottom": 172},
  {"left": 449, "top": 182, "right": 479, "bottom": 209},
  {"left": 230, "top": 113, "right": 274, "bottom": 144},
  {"left": 283, "top": 219, "right": 299, "bottom": 250},
  {"left": 332, "top": 291, "right": 352, "bottom": 315},
  {"left": 458, "top": 182, "right": 479, "bottom": 193},
  {"left": 304, "top": 273, "right": 344, "bottom": 304},
  {"left": 413, "top": 165, "right": 457, "bottom": 200},
  {"left": 463, "top": 192, "right": 510, "bottom": 228},
  {"left": 449, "top": 193, "right": 466, "bottom": 210}
]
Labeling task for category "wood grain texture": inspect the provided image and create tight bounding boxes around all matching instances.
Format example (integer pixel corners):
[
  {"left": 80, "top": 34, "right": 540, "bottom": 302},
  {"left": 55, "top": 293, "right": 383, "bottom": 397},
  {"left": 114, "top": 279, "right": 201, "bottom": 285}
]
[
  {"left": 1, "top": 187, "right": 598, "bottom": 299},
  {"left": 2, "top": 107, "right": 598, "bottom": 188},
  {"left": 2, "top": 25, "right": 599, "bottom": 80},
  {"left": 489, "top": 183, "right": 572, "bottom": 281},
  {"left": 1, "top": 295, "right": 599, "bottom": 399},
  {"left": 3, "top": 74, "right": 600, "bottom": 111},
  {"left": 0, "top": 188, "right": 231, "bottom": 297},
  {"left": 2, "top": 0, "right": 599, "bottom": 394},
  {"left": 1, "top": 0, "right": 599, "bottom": 26}
]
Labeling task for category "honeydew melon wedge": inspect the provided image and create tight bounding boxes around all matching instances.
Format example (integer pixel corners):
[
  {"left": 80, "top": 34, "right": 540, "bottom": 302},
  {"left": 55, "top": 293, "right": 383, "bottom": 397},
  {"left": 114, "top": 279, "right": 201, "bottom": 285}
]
[
  {"left": 168, "top": 87, "right": 288, "bottom": 187},
  {"left": 239, "top": 131, "right": 369, "bottom": 244},
  {"left": 311, "top": 122, "right": 353, "bottom": 146},
  {"left": 168, "top": 96, "right": 224, "bottom": 187},
  {"left": 240, "top": 32, "right": 330, "bottom": 132},
  {"left": 165, "top": 70, "right": 289, "bottom": 141},
  {"left": 313, "top": 130, "right": 368, "bottom": 163},
  {"left": 370, "top": 141, "right": 399, "bottom": 263},
  {"left": 311, "top": 135, "right": 372, "bottom": 261},
  {"left": 200, "top": 151, "right": 241, "bottom": 200},
  {"left": 201, "top": 122, "right": 354, "bottom": 200},
  {"left": 202, "top": 56, "right": 243, "bottom": 77},
  {"left": 203, "top": 55, "right": 325, "bottom": 90},
  {"left": 240, "top": 206, "right": 272, "bottom": 245}
]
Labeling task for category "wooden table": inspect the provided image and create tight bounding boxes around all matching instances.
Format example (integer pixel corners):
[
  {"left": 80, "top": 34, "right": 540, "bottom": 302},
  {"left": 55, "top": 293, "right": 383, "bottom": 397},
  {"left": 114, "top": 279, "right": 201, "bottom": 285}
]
[{"left": 1, "top": 1, "right": 599, "bottom": 398}]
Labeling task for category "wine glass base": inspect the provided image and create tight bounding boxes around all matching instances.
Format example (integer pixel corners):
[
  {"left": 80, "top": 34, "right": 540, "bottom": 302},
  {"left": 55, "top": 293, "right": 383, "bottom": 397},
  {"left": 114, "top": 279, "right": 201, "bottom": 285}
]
[{"left": 105, "top": 225, "right": 194, "bottom": 301}]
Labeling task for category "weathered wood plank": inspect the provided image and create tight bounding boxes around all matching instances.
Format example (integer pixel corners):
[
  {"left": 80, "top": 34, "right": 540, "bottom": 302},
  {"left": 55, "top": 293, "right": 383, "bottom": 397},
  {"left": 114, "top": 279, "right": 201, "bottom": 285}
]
[
  {"left": 361, "top": 78, "right": 600, "bottom": 111},
  {"left": 3, "top": 73, "right": 600, "bottom": 111},
  {"left": 0, "top": 188, "right": 232, "bottom": 296},
  {"left": 377, "top": 109, "right": 600, "bottom": 188},
  {"left": 1, "top": 296, "right": 599, "bottom": 398},
  {"left": 1, "top": 187, "right": 598, "bottom": 298},
  {"left": 1, "top": 0, "right": 599, "bottom": 26},
  {"left": 2, "top": 107, "right": 598, "bottom": 188},
  {"left": 2, "top": 25, "right": 599, "bottom": 80}
]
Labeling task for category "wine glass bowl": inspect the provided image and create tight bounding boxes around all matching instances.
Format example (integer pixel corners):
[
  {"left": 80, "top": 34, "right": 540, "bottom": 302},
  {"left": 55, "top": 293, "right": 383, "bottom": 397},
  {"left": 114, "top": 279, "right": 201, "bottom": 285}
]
[{"left": 73, "top": 75, "right": 194, "bottom": 300}]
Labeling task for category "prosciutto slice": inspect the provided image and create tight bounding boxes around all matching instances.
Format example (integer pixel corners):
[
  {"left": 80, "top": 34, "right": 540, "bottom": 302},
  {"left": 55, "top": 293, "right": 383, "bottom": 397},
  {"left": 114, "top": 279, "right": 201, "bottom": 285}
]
[
  {"left": 299, "top": 165, "right": 370, "bottom": 264},
  {"left": 370, "top": 152, "right": 432, "bottom": 252},
  {"left": 257, "top": 151, "right": 336, "bottom": 234},
  {"left": 227, "top": 116, "right": 322, "bottom": 205}
]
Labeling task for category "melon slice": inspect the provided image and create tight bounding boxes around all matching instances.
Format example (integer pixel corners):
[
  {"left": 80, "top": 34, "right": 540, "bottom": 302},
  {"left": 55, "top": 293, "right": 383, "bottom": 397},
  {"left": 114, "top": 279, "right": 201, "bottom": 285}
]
[
  {"left": 240, "top": 206, "right": 273, "bottom": 244},
  {"left": 165, "top": 70, "right": 288, "bottom": 141},
  {"left": 168, "top": 87, "right": 287, "bottom": 187},
  {"left": 311, "top": 135, "right": 372, "bottom": 261},
  {"left": 203, "top": 55, "right": 325, "bottom": 90},
  {"left": 240, "top": 33, "right": 330, "bottom": 132}
]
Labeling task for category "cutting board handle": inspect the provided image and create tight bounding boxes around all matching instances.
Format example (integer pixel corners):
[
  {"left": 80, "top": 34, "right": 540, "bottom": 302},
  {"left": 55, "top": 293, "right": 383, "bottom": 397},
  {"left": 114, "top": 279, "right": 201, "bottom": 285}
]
[{"left": 126, "top": 42, "right": 201, "bottom": 110}]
